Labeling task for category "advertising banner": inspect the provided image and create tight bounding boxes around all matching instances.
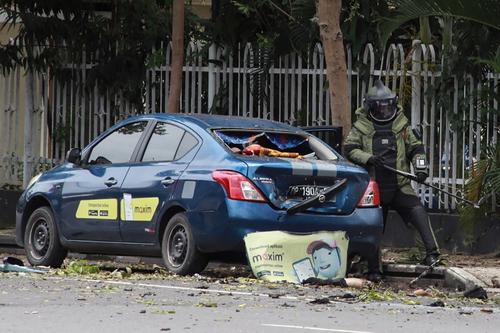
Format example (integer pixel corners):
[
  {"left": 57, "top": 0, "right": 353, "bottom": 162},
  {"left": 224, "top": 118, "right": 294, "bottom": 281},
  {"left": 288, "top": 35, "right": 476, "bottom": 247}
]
[{"left": 244, "top": 231, "right": 349, "bottom": 283}]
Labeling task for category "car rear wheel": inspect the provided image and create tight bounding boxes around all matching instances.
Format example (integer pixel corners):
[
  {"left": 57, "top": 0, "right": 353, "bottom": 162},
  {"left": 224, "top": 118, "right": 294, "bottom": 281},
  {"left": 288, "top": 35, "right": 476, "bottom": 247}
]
[
  {"left": 161, "top": 213, "right": 208, "bottom": 275},
  {"left": 24, "top": 206, "right": 67, "bottom": 267}
]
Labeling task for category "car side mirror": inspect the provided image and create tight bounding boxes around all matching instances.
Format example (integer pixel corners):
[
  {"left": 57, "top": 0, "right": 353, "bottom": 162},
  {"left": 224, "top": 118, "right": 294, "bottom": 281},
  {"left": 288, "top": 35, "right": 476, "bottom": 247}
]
[{"left": 66, "top": 148, "right": 81, "bottom": 164}]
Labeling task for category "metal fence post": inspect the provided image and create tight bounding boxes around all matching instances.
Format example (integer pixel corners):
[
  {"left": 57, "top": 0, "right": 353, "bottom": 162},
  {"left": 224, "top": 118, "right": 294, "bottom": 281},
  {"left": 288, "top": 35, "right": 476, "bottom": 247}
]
[
  {"left": 23, "top": 70, "right": 35, "bottom": 188},
  {"left": 208, "top": 44, "right": 217, "bottom": 111},
  {"left": 411, "top": 40, "right": 422, "bottom": 128}
]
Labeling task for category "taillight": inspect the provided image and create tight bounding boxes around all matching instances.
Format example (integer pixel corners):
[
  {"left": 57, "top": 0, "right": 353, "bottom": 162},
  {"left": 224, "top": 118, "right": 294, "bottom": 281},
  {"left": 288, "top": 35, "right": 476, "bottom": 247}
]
[
  {"left": 212, "top": 170, "right": 267, "bottom": 202},
  {"left": 357, "top": 179, "right": 381, "bottom": 207}
]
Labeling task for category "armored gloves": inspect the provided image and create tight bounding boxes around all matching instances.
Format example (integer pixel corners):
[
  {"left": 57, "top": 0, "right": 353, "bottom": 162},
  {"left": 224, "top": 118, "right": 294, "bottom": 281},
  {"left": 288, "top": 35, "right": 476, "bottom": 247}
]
[
  {"left": 415, "top": 171, "right": 428, "bottom": 183},
  {"left": 367, "top": 154, "right": 385, "bottom": 168},
  {"left": 413, "top": 154, "right": 428, "bottom": 183}
]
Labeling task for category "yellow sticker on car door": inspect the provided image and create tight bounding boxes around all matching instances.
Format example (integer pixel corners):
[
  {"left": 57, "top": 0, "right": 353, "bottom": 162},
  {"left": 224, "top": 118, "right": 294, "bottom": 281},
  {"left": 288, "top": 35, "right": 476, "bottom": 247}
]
[
  {"left": 75, "top": 199, "right": 118, "bottom": 220},
  {"left": 120, "top": 197, "right": 159, "bottom": 222}
]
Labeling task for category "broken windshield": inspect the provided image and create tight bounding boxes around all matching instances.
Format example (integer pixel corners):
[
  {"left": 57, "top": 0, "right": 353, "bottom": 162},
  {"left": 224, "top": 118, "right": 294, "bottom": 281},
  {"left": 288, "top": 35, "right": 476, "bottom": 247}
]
[{"left": 214, "top": 129, "right": 338, "bottom": 161}]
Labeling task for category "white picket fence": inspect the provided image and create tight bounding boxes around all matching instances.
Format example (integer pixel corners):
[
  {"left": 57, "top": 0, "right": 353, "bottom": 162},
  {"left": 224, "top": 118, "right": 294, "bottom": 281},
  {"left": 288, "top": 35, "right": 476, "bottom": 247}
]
[{"left": 0, "top": 40, "right": 498, "bottom": 211}]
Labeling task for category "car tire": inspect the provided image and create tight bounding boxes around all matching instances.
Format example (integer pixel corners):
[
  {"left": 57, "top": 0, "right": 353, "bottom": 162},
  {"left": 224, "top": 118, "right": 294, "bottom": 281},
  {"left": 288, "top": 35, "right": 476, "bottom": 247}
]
[
  {"left": 161, "top": 212, "right": 208, "bottom": 275},
  {"left": 24, "top": 206, "right": 67, "bottom": 267}
]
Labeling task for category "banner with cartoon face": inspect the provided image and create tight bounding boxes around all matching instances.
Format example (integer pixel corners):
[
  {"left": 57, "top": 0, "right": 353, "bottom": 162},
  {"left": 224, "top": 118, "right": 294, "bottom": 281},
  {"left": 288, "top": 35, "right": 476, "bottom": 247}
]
[{"left": 244, "top": 231, "right": 348, "bottom": 283}]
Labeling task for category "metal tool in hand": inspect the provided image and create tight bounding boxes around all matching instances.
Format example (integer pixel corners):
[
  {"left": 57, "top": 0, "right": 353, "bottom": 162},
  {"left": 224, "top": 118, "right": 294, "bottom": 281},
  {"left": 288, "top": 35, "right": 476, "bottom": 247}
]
[
  {"left": 409, "top": 259, "right": 442, "bottom": 286},
  {"left": 381, "top": 164, "right": 481, "bottom": 208}
]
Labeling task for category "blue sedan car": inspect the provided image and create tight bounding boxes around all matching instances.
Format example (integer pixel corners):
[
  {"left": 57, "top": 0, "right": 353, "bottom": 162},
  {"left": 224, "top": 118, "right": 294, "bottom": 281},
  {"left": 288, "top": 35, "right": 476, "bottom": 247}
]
[{"left": 16, "top": 114, "right": 383, "bottom": 275}]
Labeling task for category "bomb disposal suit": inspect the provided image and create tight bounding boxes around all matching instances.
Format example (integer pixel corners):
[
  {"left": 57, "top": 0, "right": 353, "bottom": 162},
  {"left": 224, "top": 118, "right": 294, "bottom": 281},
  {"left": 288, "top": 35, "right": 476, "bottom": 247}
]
[{"left": 344, "top": 80, "right": 440, "bottom": 273}]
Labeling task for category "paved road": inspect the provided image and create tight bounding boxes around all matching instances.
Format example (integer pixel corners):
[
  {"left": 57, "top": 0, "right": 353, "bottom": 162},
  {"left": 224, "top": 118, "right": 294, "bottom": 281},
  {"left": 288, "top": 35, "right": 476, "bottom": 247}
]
[{"left": 1, "top": 272, "right": 499, "bottom": 333}]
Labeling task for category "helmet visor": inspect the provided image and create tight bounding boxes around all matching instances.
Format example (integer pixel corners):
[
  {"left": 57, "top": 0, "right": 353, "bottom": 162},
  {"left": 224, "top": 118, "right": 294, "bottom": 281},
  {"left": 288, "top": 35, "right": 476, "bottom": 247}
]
[{"left": 369, "top": 99, "right": 397, "bottom": 122}]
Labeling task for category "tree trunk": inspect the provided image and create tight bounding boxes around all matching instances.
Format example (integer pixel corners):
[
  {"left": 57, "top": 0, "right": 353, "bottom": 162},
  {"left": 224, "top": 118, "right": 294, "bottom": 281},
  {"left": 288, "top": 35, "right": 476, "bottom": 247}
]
[
  {"left": 167, "top": 0, "right": 185, "bottom": 113},
  {"left": 316, "top": 0, "right": 350, "bottom": 137}
]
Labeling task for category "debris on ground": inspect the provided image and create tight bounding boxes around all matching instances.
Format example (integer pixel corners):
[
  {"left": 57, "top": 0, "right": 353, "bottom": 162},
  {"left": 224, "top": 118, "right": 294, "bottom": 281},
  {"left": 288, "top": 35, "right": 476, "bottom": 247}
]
[
  {"left": 1, "top": 251, "right": 499, "bottom": 310},
  {"left": 0, "top": 256, "right": 46, "bottom": 273},
  {"left": 428, "top": 300, "right": 445, "bottom": 307},
  {"left": 458, "top": 309, "right": 473, "bottom": 315},
  {"left": 413, "top": 289, "right": 432, "bottom": 297},
  {"left": 309, "top": 297, "right": 330, "bottom": 304},
  {"left": 359, "top": 289, "right": 396, "bottom": 302},
  {"left": 196, "top": 302, "right": 218, "bottom": 308},
  {"left": 4, "top": 256, "right": 24, "bottom": 266},
  {"left": 463, "top": 286, "right": 488, "bottom": 300},
  {"left": 0, "top": 263, "right": 46, "bottom": 273},
  {"left": 302, "top": 277, "right": 370, "bottom": 289},
  {"left": 63, "top": 260, "right": 100, "bottom": 275},
  {"left": 303, "top": 277, "right": 348, "bottom": 287}
]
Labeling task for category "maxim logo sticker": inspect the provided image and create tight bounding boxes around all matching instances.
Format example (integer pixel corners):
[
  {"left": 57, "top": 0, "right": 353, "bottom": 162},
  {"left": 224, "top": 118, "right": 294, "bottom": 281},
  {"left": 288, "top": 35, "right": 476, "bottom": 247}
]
[
  {"left": 120, "top": 197, "right": 159, "bottom": 222},
  {"left": 134, "top": 206, "right": 152, "bottom": 214},
  {"left": 252, "top": 251, "right": 285, "bottom": 263}
]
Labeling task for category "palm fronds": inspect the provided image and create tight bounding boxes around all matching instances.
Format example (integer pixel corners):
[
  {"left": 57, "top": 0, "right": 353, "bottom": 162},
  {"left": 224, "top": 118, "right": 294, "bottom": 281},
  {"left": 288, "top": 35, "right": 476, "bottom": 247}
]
[
  {"left": 464, "top": 144, "right": 499, "bottom": 206},
  {"left": 379, "top": 0, "right": 500, "bottom": 48}
]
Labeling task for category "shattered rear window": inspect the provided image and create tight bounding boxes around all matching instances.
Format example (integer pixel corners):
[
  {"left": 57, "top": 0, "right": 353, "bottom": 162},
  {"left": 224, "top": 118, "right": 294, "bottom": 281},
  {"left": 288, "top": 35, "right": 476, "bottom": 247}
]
[{"left": 214, "top": 129, "right": 338, "bottom": 161}]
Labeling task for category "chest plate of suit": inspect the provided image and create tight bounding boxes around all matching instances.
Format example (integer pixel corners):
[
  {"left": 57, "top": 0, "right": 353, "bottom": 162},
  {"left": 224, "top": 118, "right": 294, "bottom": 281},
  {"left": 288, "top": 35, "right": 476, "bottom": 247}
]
[{"left": 372, "top": 123, "right": 398, "bottom": 188}]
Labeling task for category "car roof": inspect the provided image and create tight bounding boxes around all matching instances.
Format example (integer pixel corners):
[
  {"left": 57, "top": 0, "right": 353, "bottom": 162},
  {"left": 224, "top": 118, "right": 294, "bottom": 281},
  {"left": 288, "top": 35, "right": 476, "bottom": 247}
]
[{"left": 125, "top": 113, "right": 302, "bottom": 132}]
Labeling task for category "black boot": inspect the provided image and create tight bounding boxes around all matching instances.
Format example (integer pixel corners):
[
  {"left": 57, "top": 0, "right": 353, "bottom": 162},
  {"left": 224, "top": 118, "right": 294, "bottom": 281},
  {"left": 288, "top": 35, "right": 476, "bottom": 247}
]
[
  {"left": 365, "top": 248, "right": 383, "bottom": 282},
  {"left": 366, "top": 271, "right": 384, "bottom": 283},
  {"left": 422, "top": 253, "right": 441, "bottom": 266}
]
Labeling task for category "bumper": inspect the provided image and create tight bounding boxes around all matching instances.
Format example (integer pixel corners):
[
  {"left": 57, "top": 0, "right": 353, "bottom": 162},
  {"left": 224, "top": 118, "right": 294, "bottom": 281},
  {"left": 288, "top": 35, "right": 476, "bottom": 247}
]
[
  {"left": 15, "top": 211, "right": 23, "bottom": 247},
  {"left": 189, "top": 200, "right": 383, "bottom": 257},
  {"left": 15, "top": 196, "right": 26, "bottom": 247}
]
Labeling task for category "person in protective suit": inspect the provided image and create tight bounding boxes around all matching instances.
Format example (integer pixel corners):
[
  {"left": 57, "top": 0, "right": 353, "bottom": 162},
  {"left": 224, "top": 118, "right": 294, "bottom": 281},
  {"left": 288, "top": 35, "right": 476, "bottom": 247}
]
[{"left": 344, "top": 80, "right": 440, "bottom": 281}]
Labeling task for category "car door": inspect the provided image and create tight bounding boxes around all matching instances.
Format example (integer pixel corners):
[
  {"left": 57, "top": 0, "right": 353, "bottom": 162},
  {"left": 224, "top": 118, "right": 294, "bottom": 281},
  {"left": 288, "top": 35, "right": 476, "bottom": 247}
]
[
  {"left": 119, "top": 121, "right": 200, "bottom": 243},
  {"left": 59, "top": 121, "right": 149, "bottom": 242}
]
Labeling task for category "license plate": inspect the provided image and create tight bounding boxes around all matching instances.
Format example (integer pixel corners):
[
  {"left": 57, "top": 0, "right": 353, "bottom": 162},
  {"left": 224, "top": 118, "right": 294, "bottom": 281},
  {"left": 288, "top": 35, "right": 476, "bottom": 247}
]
[{"left": 287, "top": 185, "right": 327, "bottom": 199}]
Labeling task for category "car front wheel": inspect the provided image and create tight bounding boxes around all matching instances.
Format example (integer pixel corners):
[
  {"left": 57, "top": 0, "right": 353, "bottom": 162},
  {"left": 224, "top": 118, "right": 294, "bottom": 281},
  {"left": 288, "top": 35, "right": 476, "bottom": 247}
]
[
  {"left": 24, "top": 206, "right": 67, "bottom": 267},
  {"left": 161, "top": 212, "right": 208, "bottom": 275}
]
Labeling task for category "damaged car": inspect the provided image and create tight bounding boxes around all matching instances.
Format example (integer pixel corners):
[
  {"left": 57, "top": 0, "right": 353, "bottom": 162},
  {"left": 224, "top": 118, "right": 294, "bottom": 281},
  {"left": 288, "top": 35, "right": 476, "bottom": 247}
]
[{"left": 16, "top": 114, "right": 383, "bottom": 274}]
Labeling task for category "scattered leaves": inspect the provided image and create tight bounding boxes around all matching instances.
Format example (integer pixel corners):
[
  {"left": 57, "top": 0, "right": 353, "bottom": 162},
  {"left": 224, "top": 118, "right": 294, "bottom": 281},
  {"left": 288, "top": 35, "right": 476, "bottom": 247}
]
[
  {"left": 151, "top": 309, "right": 176, "bottom": 315},
  {"left": 197, "top": 302, "right": 218, "bottom": 308},
  {"left": 63, "top": 260, "right": 100, "bottom": 275}
]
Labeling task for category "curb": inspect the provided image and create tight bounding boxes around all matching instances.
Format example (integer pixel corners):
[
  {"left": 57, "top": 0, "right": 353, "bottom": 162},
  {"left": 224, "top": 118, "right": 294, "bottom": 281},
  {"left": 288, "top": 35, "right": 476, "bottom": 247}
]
[
  {"left": 444, "top": 267, "right": 487, "bottom": 291},
  {"left": 0, "top": 235, "right": 16, "bottom": 246},
  {"left": 0, "top": 243, "right": 491, "bottom": 293},
  {"left": 383, "top": 263, "right": 485, "bottom": 291}
]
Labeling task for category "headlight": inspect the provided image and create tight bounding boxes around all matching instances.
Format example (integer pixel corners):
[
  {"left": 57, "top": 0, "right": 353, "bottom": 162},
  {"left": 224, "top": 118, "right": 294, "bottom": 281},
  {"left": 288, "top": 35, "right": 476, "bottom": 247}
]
[{"left": 27, "top": 173, "right": 42, "bottom": 188}]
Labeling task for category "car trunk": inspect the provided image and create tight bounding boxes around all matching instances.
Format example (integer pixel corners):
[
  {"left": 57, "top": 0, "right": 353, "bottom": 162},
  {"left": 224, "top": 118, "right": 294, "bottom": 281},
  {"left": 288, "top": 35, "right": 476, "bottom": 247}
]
[
  {"left": 238, "top": 156, "right": 368, "bottom": 215},
  {"left": 213, "top": 128, "right": 369, "bottom": 215}
]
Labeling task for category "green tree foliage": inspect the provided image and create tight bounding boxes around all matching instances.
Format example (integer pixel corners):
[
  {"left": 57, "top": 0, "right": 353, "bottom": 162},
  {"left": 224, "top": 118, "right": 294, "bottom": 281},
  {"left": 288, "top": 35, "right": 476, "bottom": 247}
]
[
  {"left": 379, "top": 0, "right": 500, "bottom": 48},
  {"left": 0, "top": 0, "right": 173, "bottom": 106},
  {"left": 206, "top": 1, "right": 397, "bottom": 58},
  {"left": 203, "top": 1, "right": 401, "bottom": 120}
]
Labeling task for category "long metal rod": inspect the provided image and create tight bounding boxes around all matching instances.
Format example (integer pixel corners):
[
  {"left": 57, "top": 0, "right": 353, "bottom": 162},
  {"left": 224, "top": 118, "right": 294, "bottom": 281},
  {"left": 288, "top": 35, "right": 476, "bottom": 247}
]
[{"left": 382, "top": 164, "right": 480, "bottom": 208}]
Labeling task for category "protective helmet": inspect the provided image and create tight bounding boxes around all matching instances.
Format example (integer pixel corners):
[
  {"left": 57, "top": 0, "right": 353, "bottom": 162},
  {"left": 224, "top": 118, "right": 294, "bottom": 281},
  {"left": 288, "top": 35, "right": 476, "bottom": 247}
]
[{"left": 363, "top": 80, "right": 398, "bottom": 123}]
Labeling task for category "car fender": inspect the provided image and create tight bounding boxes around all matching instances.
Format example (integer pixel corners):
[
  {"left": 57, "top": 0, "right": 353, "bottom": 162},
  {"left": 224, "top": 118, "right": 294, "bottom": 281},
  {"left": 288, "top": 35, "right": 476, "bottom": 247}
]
[{"left": 16, "top": 188, "right": 61, "bottom": 247}]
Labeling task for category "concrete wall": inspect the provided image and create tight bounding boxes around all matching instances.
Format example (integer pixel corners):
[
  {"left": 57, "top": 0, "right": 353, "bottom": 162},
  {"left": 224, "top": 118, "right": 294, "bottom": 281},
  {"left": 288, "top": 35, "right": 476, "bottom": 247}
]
[
  {"left": 0, "top": 190, "right": 20, "bottom": 229},
  {"left": 383, "top": 211, "right": 500, "bottom": 255},
  {"left": 190, "top": 0, "right": 212, "bottom": 19},
  {"left": 0, "top": 22, "right": 27, "bottom": 188}
]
